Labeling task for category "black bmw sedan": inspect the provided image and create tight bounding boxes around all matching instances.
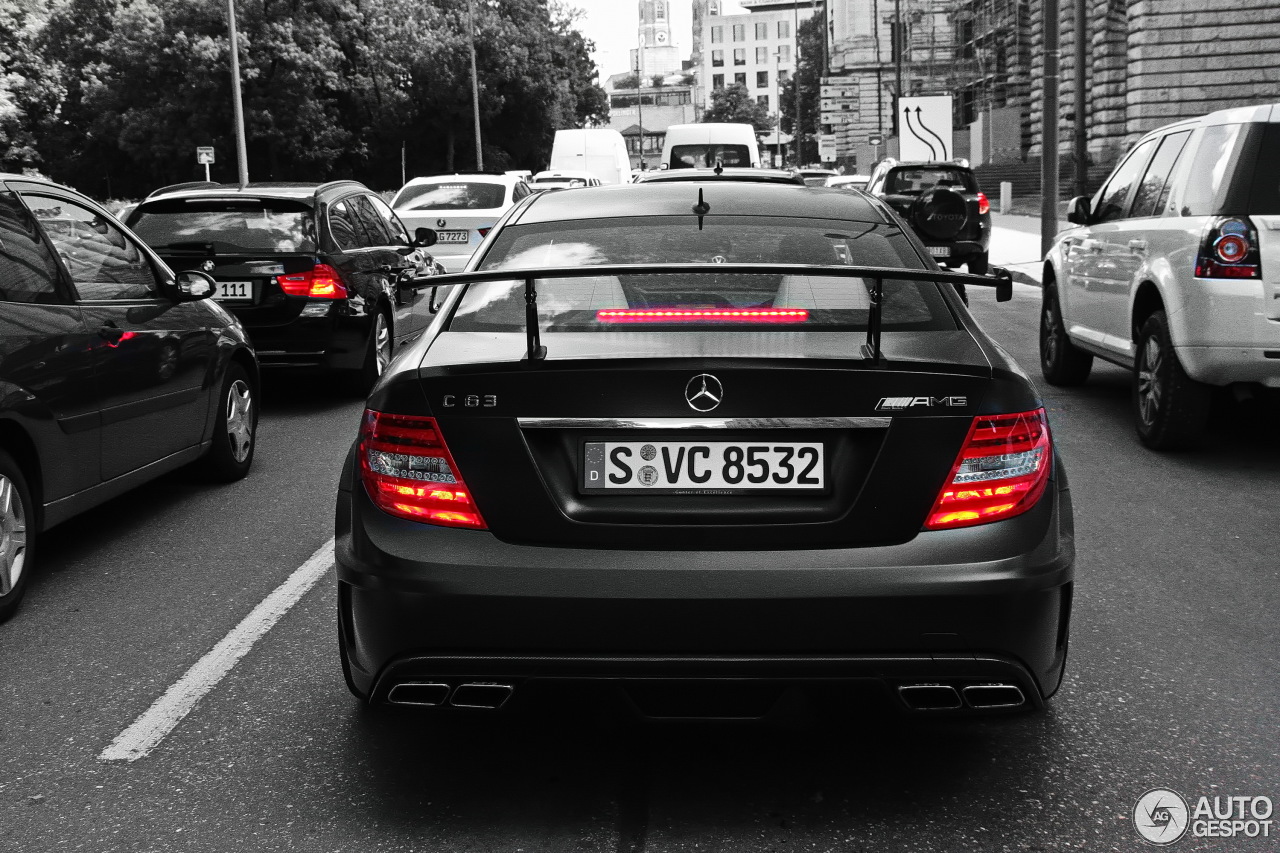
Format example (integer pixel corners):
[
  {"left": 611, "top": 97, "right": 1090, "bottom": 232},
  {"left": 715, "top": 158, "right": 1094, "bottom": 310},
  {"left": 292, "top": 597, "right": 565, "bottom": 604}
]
[
  {"left": 0, "top": 176, "right": 258, "bottom": 620},
  {"left": 334, "top": 182, "right": 1075, "bottom": 717}
]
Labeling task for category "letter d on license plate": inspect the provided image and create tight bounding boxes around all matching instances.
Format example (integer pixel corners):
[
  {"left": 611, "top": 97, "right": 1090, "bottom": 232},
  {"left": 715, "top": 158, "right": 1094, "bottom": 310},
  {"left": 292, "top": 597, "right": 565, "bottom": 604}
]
[{"left": 581, "top": 441, "right": 824, "bottom": 493}]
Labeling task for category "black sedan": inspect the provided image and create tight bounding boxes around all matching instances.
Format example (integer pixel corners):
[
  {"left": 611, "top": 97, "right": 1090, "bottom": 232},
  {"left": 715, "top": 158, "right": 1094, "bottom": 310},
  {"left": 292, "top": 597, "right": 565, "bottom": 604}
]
[
  {"left": 334, "top": 182, "right": 1074, "bottom": 717},
  {"left": 0, "top": 175, "right": 258, "bottom": 620}
]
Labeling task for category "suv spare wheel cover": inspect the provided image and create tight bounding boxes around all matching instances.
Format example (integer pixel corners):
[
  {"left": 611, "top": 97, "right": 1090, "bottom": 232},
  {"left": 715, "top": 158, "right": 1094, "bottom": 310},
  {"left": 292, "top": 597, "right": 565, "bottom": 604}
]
[{"left": 912, "top": 187, "right": 969, "bottom": 240}]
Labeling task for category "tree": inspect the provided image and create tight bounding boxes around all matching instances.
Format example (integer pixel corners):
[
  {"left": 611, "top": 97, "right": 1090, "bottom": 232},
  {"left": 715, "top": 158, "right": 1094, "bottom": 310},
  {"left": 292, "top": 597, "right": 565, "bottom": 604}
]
[
  {"left": 779, "top": 10, "right": 823, "bottom": 165},
  {"left": 702, "top": 83, "right": 773, "bottom": 133}
]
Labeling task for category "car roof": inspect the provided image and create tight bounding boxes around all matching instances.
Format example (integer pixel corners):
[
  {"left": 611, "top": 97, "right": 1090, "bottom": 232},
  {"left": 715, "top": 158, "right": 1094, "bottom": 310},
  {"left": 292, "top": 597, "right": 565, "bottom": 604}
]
[
  {"left": 510, "top": 181, "right": 892, "bottom": 225},
  {"left": 400, "top": 173, "right": 519, "bottom": 187},
  {"left": 138, "top": 180, "right": 367, "bottom": 203},
  {"left": 637, "top": 168, "right": 803, "bottom": 185},
  {"left": 532, "top": 170, "right": 598, "bottom": 180}
]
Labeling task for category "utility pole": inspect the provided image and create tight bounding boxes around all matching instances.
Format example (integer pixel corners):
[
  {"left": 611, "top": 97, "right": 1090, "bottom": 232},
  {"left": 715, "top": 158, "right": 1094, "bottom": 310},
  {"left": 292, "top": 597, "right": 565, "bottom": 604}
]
[
  {"left": 775, "top": 49, "right": 783, "bottom": 167},
  {"left": 893, "top": 0, "right": 903, "bottom": 138},
  {"left": 226, "top": 0, "right": 249, "bottom": 188},
  {"left": 468, "top": 0, "right": 483, "bottom": 170},
  {"left": 1042, "top": 0, "right": 1060, "bottom": 256},
  {"left": 793, "top": 0, "right": 802, "bottom": 165},
  {"left": 1073, "top": 0, "right": 1088, "bottom": 198},
  {"left": 637, "top": 32, "right": 645, "bottom": 170}
]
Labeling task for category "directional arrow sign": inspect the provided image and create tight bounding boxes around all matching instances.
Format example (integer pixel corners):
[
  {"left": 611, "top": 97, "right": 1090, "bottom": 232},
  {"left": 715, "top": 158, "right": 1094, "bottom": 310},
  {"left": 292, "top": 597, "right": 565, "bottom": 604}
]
[{"left": 898, "top": 96, "right": 953, "bottom": 161}]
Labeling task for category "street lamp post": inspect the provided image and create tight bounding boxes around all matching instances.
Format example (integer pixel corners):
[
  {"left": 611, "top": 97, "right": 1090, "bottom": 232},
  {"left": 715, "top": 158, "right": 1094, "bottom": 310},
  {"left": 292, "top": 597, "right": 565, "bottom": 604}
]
[
  {"left": 774, "top": 49, "right": 782, "bottom": 167},
  {"left": 226, "top": 0, "right": 249, "bottom": 188},
  {"left": 467, "top": 0, "right": 483, "bottom": 170}
]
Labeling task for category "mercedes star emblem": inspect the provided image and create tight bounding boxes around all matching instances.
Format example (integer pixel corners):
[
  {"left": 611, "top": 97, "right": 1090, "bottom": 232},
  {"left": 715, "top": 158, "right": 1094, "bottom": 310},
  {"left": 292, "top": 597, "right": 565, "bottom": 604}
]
[
  {"left": 685, "top": 374, "right": 723, "bottom": 412},
  {"left": 436, "top": 218, "right": 447, "bottom": 228}
]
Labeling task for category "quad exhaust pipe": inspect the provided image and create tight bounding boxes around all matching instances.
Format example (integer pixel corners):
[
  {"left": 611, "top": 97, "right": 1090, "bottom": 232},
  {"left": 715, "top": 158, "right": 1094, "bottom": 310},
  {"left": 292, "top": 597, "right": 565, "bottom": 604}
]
[
  {"left": 898, "top": 682, "right": 1025, "bottom": 711},
  {"left": 386, "top": 681, "right": 514, "bottom": 709}
]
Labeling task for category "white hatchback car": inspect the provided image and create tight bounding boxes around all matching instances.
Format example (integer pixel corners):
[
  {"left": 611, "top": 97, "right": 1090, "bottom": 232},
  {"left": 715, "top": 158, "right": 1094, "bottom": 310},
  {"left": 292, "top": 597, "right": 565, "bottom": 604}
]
[
  {"left": 1041, "top": 103, "right": 1280, "bottom": 449},
  {"left": 391, "top": 173, "right": 532, "bottom": 272}
]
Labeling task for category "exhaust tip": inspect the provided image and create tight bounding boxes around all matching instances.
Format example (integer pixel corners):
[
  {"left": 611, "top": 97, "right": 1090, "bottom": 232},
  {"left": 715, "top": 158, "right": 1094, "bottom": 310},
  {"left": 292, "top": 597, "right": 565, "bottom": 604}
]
[
  {"left": 961, "top": 683, "right": 1026, "bottom": 709},
  {"left": 450, "top": 682, "right": 514, "bottom": 710},
  {"left": 898, "top": 684, "right": 963, "bottom": 711},
  {"left": 386, "top": 682, "right": 452, "bottom": 707}
]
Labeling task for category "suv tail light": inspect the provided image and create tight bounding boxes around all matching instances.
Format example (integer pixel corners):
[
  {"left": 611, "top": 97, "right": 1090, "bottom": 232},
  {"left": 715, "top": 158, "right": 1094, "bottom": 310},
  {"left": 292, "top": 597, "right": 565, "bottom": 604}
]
[
  {"left": 277, "top": 263, "right": 349, "bottom": 298},
  {"left": 1195, "top": 217, "right": 1261, "bottom": 279},
  {"left": 976, "top": 191, "right": 990, "bottom": 216},
  {"left": 358, "top": 411, "right": 487, "bottom": 529},
  {"left": 925, "top": 408, "right": 1052, "bottom": 530}
]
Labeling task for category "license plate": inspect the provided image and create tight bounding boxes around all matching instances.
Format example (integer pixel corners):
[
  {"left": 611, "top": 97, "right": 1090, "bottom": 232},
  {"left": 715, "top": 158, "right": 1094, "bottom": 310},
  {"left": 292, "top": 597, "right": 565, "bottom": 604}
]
[
  {"left": 582, "top": 441, "right": 824, "bottom": 492},
  {"left": 437, "top": 230, "right": 469, "bottom": 244},
  {"left": 214, "top": 280, "right": 254, "bottom": 301},
  {"left": 927, "top": 246, "right": 951, "bottom": 258}
]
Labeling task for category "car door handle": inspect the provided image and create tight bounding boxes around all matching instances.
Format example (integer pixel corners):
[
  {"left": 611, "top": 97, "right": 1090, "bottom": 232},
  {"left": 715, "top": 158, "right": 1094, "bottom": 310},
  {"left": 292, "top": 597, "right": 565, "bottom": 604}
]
[
  {"left": 1128, "top": 239, "right": 1147, "bottom": 251},
  {"left": 98, "top": 322, "right": 125, "bottom": 342}
]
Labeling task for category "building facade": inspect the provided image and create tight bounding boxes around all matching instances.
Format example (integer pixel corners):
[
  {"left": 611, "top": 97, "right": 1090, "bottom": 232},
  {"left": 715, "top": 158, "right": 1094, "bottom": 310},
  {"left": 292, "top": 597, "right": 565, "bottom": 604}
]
[
  {"left": 696, "top": 0, "right": 820, "bottom": 126},
  {"left": 631, "top": 0, "right": 684, "bottom": 79}
]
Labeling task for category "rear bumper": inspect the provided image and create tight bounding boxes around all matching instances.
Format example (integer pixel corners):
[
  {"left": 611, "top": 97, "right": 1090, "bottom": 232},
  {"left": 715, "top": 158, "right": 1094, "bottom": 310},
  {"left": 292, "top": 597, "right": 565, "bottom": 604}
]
[
  {"left": 237, "top": 305, "right": 371, "bottom": 372},
  {"left": 336, "top": 462, "right": 1076, "bottom": 705},
  {"left": 1176, "top": 345, "right": 1280, "bottom": 388}
]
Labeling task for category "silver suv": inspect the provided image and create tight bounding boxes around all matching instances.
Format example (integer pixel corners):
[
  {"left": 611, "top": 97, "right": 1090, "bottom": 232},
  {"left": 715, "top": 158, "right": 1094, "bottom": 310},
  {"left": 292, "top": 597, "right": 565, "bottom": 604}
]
[{"left": 1040, "top": 103, "right": 1280, "bottom": 449}]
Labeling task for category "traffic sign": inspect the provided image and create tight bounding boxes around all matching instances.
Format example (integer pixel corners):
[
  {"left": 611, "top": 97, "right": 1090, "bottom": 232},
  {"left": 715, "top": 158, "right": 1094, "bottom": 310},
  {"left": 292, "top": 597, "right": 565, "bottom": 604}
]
[
  {"left": 898, "top": 96, "right": 953, "bottom": 161},
  {"left": 869, "top": 134, "right": 883, "bottom": 145},
  {"left": 196, "top": 147, "right": 215, "bottom": 165}
]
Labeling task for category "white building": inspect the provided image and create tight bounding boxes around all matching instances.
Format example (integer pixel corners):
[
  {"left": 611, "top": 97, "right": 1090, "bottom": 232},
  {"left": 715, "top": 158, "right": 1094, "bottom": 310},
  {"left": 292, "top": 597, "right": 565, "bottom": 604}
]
[
  {"left": 696, "top": 0, "right": 820, "bottom": 124},
  {"left": 630, "top": 0, "right": 683, "bottom": 79}
]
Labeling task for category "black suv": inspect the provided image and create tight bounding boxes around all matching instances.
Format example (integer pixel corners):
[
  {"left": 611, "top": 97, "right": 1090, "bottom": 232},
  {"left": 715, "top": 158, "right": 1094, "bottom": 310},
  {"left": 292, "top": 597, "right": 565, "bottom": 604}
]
[
  {"left": 865, "top": 158, "right": 991, "bottom": 275},
  {"left": 127, "top": 181, "right": 439, "bottom": 391}
]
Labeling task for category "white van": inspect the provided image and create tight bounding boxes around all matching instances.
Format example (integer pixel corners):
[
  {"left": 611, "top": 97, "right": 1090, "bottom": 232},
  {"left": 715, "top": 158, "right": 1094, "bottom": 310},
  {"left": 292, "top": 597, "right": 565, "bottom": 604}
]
[
  {"left": 548, "top": 129, "right": 632, "bottom": 185},
  {"left": 660, "top": 123, "right": 762, "bottom": 170}
]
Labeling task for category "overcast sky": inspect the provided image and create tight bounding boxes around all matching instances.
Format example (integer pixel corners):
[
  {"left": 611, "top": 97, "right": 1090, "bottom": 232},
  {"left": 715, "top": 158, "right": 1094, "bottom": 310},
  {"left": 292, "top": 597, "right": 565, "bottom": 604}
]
[{"left": 567, "top": 0, "right": 749, "bottom": 81}]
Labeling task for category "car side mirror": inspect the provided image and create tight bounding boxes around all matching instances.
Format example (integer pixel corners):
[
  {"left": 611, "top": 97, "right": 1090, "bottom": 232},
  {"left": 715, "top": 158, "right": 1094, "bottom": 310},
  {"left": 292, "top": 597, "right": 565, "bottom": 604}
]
[
  {"left": 414, "top": 227, "right": 437, "bottom": 248},
  {"left": 1066, "top": 196, "right": 1091, "bottom": 226},
  {"left": 173, "top": 270, "right": 216, "bottom": 301}
]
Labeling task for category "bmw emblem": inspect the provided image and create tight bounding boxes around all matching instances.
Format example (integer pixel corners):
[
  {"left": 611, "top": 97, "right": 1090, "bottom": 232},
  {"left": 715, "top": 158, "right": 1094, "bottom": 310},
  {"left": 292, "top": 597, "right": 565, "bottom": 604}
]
[
  {"left": 201, "top": 260, "right": 215, "bottom": 272},
  {"left": 436, "top": 218, "right": 448, "bottom": 228}
]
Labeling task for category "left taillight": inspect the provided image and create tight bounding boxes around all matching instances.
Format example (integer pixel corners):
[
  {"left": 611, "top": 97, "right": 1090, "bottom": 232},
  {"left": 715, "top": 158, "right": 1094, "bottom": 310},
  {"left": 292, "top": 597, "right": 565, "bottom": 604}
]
[
  {"left": 976, "top": 191, "right": 990, "bottom": 216},
  {"left": 277, "top": 263, "right": 349, "bottom": 298},
  {"left": 925, "top": 408, "right": 1052, "bottom": 530},
  {"left": 358, "top": 410, "right": 487, "bottom": 529}
]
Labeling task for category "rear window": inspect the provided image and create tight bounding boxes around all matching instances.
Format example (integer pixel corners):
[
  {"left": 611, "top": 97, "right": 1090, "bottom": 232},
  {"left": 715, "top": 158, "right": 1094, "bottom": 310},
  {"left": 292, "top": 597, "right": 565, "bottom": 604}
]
[
  {"left": 448, "top": 216, "right": 954, "bottom": 333},
  {"left": 1246, "top": 123, "right": 1280, "bottom": 214},
  {"left": 669, "top": 144, "right": 753, "bottom": 169},
  {"left": 129, "top": 199, "right": 315, "bottom": 253},
  {"left": 885, "top": 168, "right": 974, "bottom": 194},
  {"left": 393, "top": 182, "right": 506, "bottom": 211}
]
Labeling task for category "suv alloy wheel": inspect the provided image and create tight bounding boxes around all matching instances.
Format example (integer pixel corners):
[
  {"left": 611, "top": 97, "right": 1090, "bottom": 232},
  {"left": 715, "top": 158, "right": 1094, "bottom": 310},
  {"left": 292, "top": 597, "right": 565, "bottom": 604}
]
[{"left": 1133, "top": 310, "right": 1212, "bottom": 450}]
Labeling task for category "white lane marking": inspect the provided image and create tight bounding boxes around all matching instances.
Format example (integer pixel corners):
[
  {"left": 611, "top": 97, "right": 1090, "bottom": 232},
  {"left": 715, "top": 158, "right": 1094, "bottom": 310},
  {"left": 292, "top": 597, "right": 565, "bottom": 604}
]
[{"left": 99, "top": 538, "right": 335, "bottom": 762}]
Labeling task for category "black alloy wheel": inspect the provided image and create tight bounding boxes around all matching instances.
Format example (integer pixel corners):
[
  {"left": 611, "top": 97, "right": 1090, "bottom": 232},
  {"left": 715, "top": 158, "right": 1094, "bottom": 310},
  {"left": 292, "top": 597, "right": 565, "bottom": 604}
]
[
  {"left": 0, "top": 450, "right": 33, "bottom": 622},
  {"left": 1133, "top": 309, "right": 1212, "bottom": 450},
  {"left": 198, "top": 362, "right": 257, "bottom": 481},
  {"left": 1039, "top": 282, "right": 1093, "bottom": 386}
]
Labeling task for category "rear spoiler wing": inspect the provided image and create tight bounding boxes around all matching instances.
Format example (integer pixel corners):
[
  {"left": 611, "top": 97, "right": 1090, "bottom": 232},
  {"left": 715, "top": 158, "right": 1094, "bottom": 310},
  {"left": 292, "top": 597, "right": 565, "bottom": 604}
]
[{"left": 421, "top": 263, "right": 1014, "bottom": 364}]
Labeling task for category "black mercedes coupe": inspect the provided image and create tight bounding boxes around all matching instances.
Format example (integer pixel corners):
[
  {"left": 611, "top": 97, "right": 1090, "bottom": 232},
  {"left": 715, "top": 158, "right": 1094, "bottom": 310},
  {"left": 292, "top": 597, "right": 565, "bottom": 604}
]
[{"left": 334, "top": 181, "right": 1075, "bottom": 717}]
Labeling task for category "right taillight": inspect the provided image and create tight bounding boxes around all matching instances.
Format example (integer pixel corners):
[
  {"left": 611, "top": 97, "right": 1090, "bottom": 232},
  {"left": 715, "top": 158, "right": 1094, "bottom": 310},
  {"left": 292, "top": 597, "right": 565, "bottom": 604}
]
[
  {"left": 1195, "top": 217, "right": 1261, "bottom": 279},
  {"left": 358, "top": 410, "right": 487, "bottom": 529},
  {"left": 976, "top": 191, "right": 990, "bottom": 215},
  {"left": 277, "top": 263, "right": 349, "bottom": 298},
  {"left": 925, "top": 408, "right": 1052, "bottom": 530}
]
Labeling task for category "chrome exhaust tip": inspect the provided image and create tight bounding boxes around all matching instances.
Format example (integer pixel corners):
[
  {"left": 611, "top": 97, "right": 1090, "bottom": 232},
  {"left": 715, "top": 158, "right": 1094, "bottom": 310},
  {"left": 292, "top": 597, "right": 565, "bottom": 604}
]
[
  {"left": 449, "top": 682, "right": 514, "bottom": 710},
  {"left": 961, "top": 683, "right": 1026, "bottom": 709},
  {"left": 897, "top": 684, "right": 963, "bottom": 711},
  {"left": 386, "top": 682, "right": 452, "bottom": 707}
]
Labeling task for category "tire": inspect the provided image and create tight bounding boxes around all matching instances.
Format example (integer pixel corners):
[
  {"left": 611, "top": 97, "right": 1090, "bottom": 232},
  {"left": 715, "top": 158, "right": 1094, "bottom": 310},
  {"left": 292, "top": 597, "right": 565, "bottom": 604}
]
[
  {"left": 354, "top": 309, "right": 392, "bottom": 396},
  {"left": 967, "top": 253, "right": 988, "bottom": 275},
  {"left": 1039, "top": 282, "right": 1093, "bottom": 386},
  {"left": 0, "top": 450, "right": 34, "bottom": 622},
  {"left": 198, "top": 362, "right": 256, "bottom": 482},
  {"left": 1133, "top": 310, "right": 1212, "bottom": 450}
]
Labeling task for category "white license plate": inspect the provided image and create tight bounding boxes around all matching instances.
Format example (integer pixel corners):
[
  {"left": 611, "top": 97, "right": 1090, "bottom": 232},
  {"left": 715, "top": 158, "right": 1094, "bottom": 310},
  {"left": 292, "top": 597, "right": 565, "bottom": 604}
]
[
  {"left": 927, "top": 246, "right": 951, "bottom": 258},
  {"left": 214, "top": 280, "right": 253, "bottom": 301},
  {"left": 437, "top": 230, "right": 469, "bottom": 244},
  {"left": 583, "top": 441, "right": 824, "bottom": 491}
]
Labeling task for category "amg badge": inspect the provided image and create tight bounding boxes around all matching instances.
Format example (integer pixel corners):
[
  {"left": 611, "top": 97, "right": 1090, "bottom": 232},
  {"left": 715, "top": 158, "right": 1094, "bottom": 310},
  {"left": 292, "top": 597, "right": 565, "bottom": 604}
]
[{"left": 876, "top": 396, "right": 968, "bottom": 411}]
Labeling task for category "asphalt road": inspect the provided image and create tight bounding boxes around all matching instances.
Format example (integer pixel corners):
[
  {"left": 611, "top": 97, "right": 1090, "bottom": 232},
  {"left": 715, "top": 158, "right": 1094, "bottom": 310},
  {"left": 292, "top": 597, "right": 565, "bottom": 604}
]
[{"left": 2, "top": 261, "right": 1277, "bottom": 852}]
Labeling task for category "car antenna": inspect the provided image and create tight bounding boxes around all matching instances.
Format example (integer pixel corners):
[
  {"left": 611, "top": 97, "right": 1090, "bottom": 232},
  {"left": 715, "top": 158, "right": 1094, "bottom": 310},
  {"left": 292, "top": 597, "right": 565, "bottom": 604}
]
[
  {"left": 692, "top": 188, "right": 710, "bottom": 230},
  {"left": 713, "top": 158, "right": 724, "bottom": 176}
]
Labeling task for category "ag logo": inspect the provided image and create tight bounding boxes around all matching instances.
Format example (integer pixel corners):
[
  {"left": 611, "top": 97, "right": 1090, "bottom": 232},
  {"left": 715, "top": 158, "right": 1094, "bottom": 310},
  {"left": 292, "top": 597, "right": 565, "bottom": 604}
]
[{"left": 1134, "top": 788, "right": 1189, "bottom": 845}]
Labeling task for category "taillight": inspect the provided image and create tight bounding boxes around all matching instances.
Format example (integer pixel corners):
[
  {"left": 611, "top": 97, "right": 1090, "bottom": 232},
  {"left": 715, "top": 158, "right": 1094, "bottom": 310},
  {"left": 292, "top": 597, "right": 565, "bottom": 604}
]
[
  {"left": 596, "top": 308, "right": 808, "bottom": 324},
  {"left": 477, "top": 227, "right": 491, "bottom": 238},
  {"left": 1195, "top": 217, "right": 1260, "bottom": 279},
  {"left": 976, "top": 191, "right": 990, "bottom": 216},
  {"left": 277, "top": 263, "right": 349, "bottom": 298},
  {"left": 358, "top": 410, "right": 487, "bottom": 529},
  {"left": 925, "top": 408, "right": 1052, "bottom": 530}
]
